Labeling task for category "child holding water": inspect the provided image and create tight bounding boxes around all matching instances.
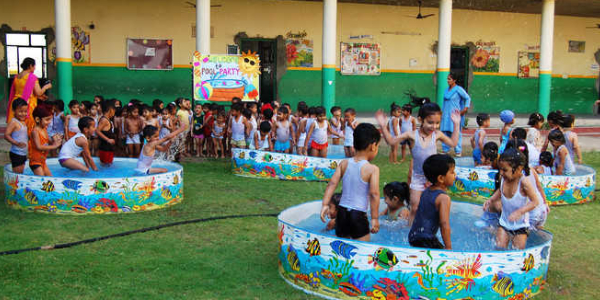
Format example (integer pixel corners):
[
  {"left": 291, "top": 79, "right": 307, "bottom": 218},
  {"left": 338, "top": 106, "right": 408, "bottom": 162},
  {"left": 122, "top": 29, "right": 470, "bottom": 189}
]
[
  {"left": 376, "top": 103, "right": 461, "bottom": 225},
  {"left": 5, "top": 98, "right": 29, "bottom": 174},
  {"left": 484, "top": 148, "right": 540, "bottom": 249},
  {"left": 58, "top": 117, "right": 98, "bottom": 172},
  {"left": 381, "top": 182, "right": 410, "bottom": 221},
  {"left": 320, "top": 123, "right": 381, "bottom": 241}
]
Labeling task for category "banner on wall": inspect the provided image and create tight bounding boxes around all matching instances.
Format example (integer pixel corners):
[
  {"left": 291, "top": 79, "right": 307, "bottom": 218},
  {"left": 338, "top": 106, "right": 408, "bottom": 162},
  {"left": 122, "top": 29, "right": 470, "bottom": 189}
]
[
  {"left": 340, "top": 42, "right": 381, "bottom": 76},
  {"left": 517, "top": 51, "right": 540, "bottom": 78},
  {"left": 286, "top": 39, "right": 313, "bottom": 67},
  {"left": 471, "top": 41, "right": 500, "bottom": 73},
  {"left": 192, "top": 51, "right": 260, "bottom": 102},
  {"left": 49, "top": 26, "right": 91, "bottom": 63}
]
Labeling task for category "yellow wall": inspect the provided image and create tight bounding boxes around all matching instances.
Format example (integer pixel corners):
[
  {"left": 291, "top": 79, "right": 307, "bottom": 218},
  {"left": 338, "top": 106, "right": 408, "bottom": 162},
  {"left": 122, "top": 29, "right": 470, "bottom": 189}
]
[{"left": 2, "top": 0, "right": 599, "bottom": 76}]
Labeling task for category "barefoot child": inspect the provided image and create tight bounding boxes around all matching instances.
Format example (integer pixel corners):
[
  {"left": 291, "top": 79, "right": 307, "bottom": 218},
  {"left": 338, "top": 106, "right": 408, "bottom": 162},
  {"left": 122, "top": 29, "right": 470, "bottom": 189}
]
[
  {"left": 252, "top": 121, "right": 273, "bottom": 151},
  {"left": 484, "top": 148, "right": 540, "bottom": 250},
  {"left": 305, "top": 106, "right": 331, "bottom": 158},
  {"left": 320, "top": 123, "right": 381, "bottom": 241},
  {"left": 58, "top": 116, "right": 98, "bottom": 172},
  {"left": 343, "top": 108, "right": 358, "bottom": 157},
  {"left": 29, "top": 107, "right": 61, "bottom": 176},
  {"left": 381, "top": 181, "right": 410, "bottom": 221},
  {"left": 471, "top": 113, "right": 490, "bottom": 166},
  {"left": 228, "top": 103, "right": 251, "bottom": 150},
  {"left": 96, "top": 100, "right": 117, "bottom": 166},
  {"left": 5, "top": 99, "right": 29, "bottom": 174},
  {"left": 65, "top": 100, "right": 81, "bottom": 140},
  {"left": 125, "top": 105, "right": 144, "bottom": 158},
  {"left": 273, "top": 106, "right": 295, "bottom": 153},
  {"left": 399, "top": 104, "right": 416, "bottom": 163},
  {"left": 376, "top": 103, "right": 460, "bottom": 225},
  {"left": 192, "top": 103, "right": 205, "bottom": 157},
  {"left": 408, "top": 154, "right": 455, "bottom": 250},
  {"left": 329, "top": 106, "right": 344, "bottom": 145},
  {"left": 135, "top": 124, "right": 187, "bottom": 175},
  {"left": 388, "top": 102, "right": 402, "bottom": 164},
  {"left": 296, "top": 105, "right": 309, "bottom": 155},
  {"left": 548, "top": 129, "right": 576, "bottom": 175},
  {"left": 212, "top": 111, "right": 227, "bottom": 158}
]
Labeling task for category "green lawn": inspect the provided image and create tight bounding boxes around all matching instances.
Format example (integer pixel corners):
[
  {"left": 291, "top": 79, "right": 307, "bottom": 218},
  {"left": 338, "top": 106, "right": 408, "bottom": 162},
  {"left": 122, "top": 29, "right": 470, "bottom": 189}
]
[{"left": 1, "top": 151, "right": 599, "bottom": 299}]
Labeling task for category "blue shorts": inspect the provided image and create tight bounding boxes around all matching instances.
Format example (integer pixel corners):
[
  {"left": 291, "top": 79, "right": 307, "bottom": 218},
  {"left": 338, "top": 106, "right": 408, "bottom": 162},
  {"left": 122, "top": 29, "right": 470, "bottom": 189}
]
[
  {"left": 274, "top": 140, "right": 290, "bottom": 152},
  {"left": 473, "top": 148, "right": 482, "bottom": 164}
]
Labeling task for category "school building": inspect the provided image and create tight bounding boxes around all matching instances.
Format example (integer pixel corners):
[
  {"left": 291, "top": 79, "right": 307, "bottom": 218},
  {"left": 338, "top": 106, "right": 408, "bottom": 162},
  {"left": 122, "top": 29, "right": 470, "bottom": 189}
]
[{"left": 2, "top": 0, "right": 600, "bottom": 114}]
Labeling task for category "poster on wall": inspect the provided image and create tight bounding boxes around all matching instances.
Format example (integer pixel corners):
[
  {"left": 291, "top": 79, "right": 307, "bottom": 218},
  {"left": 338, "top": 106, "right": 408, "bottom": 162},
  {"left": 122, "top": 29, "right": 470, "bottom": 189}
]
[
  {"left": 568, "top": 40, "right": 586, "bottom": 53},
  {"left": 49, "top": 26, "right": 91, "bottom": 63},
  {"left": 340, "top": 42, "right": 381, "bottom": 75},
  {"left": 127, "top": 38, "right": 173, "bottom": 70},
  {"left": 192, "top": 51, "right": 260, "bottom": 102},
  {"left": 471, "top": 41, "right": 500, "bottom": 73},
  {"left": 517, "top": 51, "right": 540, "bottom": 78},
  {"left": 286, "top": 39, "right": 313, "bottom": 67}
]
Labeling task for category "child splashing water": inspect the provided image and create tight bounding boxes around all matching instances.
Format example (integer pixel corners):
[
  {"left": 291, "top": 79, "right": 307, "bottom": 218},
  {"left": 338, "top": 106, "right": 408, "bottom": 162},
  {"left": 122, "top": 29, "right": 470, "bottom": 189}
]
[
  {"left": 135, "top": 124, "right": 187, "bottom": 175},
  {"left": 320, "top": 123, "right": 381, "bottom": 241},
  {"left": 381, "top": 181, "right": 410, "bottom": 221},
  {"left": 376, "top": 103, "right": 461, "bottom": 225},
  {"left": 388, "top": 103, "right": 402, "bottom": 164},
  {"left": 484, "top": 148, "right": 540, "bottom": 250}
]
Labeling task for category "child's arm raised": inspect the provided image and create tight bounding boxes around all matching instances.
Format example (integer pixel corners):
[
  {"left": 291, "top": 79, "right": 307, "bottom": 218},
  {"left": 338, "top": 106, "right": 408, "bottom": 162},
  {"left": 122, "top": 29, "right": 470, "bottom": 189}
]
[
  {"left": 32, "top": 128, "right": 60, "bottom": 151},
  {"left": 436, "top": 110, "right": 461, "bottom": 147},
  {"left": 77, "top": 137, "right": 98, "bottom": 171},
  {"left": 436, "top": 193, "right": 452, "bottom": 250},
  {"left": 367, "top": 164, "right": 380, "bottom": 234},
  {"left": 375, "top": 110, "right": 411, "bottom": 146},
  {"left": 509, "top": 178, "right": 540, "bottom": 222},
  {"left": 321, "top": 160, "right": 347, "bottom": 223},
  {"left": 4, "top": 120, "right": 25, "bottom": 148}
]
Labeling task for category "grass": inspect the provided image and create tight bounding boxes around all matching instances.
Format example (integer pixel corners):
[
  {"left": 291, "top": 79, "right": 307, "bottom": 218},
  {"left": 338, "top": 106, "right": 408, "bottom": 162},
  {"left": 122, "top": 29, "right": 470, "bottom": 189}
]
[{"left": 1, "top": 150, "right": 600, "bottom": 299}]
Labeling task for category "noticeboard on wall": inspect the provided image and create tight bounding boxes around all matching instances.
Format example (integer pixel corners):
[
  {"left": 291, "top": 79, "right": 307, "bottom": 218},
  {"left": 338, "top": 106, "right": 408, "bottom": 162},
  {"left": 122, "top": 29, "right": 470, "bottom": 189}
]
[
  {"left": 127, "top": 38, "right": 173, "bottom": 70},
  {"left": 340, "top": 42, "right": 381, "bottom": 75},
  {"left": 517, "top": 51, "right": 540, "bottom": 78}
]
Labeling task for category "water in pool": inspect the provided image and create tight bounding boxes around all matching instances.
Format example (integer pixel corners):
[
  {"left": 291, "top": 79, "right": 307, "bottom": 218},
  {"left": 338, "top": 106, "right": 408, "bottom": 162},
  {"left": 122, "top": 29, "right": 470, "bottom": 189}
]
[
  {"left": 20, "top": 158, "right": 179, "bottom": 178},
  {"left": 296, "top": 204, "right": 548, "bottom": 251}
]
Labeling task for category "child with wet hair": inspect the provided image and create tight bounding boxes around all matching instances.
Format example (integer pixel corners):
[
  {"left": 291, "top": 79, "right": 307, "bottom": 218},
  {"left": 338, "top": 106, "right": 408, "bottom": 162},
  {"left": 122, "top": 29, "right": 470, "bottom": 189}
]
[
  {"left": 325, "top": 193, "right": 342, "bottom": 231},
  {"left": 479, "top": 141, "right": 499, "bottom": 170},
  {"left": 381, "top": 181, "right": 410, "bottom": 221},
  {"left": 136, "top": 124, "right": 187, "bottom": 175},
  {"left": 534, "top": 151, "right": 553, "bottom": 175}
]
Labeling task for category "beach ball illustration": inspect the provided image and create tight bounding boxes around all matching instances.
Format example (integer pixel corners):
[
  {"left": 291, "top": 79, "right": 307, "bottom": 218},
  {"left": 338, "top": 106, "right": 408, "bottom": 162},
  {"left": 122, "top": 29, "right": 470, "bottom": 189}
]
[{"left": 196, "top": 81, "right": 213, "bottom": 100}]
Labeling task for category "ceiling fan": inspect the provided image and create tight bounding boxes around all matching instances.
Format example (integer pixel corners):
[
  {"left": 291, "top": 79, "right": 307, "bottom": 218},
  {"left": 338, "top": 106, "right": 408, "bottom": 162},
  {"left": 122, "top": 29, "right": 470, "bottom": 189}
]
[
  {"left": 185, "top": 1, "right": 222, "bottom": 8},
  {"left": 406, "top": 1, "right": 435, "bottom": 19},
  {"left": 586, "top": 24, "right": 600, "bottom": 29}
]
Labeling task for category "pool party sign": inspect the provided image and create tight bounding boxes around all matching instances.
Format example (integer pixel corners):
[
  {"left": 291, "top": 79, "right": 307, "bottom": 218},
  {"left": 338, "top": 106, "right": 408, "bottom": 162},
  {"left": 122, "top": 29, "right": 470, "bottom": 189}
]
[{"left": 193, "top": 52, "right": 260, "bottom": 102}]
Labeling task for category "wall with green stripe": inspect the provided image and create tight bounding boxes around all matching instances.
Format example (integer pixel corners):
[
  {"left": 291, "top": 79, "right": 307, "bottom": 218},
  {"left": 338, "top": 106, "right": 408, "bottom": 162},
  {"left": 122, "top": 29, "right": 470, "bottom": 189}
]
[{"left": 67, "top": 66, "right": 596, "bottom": 114}]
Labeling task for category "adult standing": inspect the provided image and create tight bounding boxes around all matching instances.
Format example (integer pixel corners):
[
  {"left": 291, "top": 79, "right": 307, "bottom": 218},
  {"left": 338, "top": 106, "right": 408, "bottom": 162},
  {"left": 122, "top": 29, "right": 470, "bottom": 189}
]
[
  {"left": 440, "top": 73, "right": 470, "bottom": 156},
  {"left": 7, "top": 57, "right": 52, "bottom": 129}
]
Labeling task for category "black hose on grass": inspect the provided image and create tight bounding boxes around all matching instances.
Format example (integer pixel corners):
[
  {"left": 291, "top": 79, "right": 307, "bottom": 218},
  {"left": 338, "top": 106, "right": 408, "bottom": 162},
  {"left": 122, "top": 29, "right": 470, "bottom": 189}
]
[{"left": 0, "top": 213, "right": 278, "bottom": 256}]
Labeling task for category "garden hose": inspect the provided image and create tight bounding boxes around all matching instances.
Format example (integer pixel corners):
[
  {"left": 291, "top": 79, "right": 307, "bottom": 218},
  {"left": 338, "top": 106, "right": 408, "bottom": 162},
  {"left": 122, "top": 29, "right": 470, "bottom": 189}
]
[{"left": 0, "top": 213, "right": 278, "bottom": 256}]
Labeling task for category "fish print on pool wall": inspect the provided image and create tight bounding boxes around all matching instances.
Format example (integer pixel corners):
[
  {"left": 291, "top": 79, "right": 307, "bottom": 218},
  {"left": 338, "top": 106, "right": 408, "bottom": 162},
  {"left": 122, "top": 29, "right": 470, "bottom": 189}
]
[
  {"left": 4, "top": 158, "right": 184, "bottom": 215},
  {"left": 231, "top": 147, "right": 344, "bottom": 182},
  {"left": 449, "top": 157, "right": 596, "bottom": 205}
]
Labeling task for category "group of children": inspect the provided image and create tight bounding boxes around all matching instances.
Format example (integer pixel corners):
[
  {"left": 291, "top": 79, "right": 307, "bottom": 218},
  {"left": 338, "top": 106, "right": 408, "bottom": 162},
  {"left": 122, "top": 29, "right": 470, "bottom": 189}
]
[{"left": 320, "top": 102, "right": 579, "bottom": 251}]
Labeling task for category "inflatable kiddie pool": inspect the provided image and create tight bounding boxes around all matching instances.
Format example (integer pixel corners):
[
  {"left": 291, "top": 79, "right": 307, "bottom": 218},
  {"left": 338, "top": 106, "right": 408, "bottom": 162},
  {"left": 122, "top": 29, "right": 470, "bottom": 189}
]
[
  {"left": 278, "top": 199, "right": 552, "bottom": 299},
  {"left": 231, "top": 145, "right": 345, "bottom": 181},
  {"left": 449, "top": 157, "right": 596, "bottom": 206},
  {"left": 4, "top": 158, "right": 183, "bottom": 214}
]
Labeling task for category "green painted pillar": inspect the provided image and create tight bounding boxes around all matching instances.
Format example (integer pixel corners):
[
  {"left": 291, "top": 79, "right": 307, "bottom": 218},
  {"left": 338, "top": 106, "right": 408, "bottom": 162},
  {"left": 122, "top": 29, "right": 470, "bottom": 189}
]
[
  {"left": 436, "top": 69, "right": 449, "bottom": 106},
  {"left": 436, "top": 0, "right": 452, "bottom": 107},
  {"left": 322, "top": 66, "right": 336, "bottom": 115},
  {"left": 538, "top": 72, "right": 551, "bottom": 116},
  {"left": 322, "top": 0, "right": 337, "bottom": 116},
  {"left": 538, "top": 0, "right": 555, "bottom": 117},
  {"left": 57, "top": 59, "right": 73, "bottom": 103},
  {"left": 55, "top": 0, "right": 73, "bottom": 108}
]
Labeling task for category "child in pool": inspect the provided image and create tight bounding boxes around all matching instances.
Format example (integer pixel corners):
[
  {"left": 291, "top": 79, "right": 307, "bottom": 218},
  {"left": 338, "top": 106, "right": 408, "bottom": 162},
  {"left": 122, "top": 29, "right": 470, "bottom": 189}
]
[
  {"left": 320, "top": 123, "right": 381, "bottom": 242},
  {"left": 5, "top": 98, "right": 29, "bottom": 174},
  {"left": 376, "top": 103, "right": 461, "bottom": 225},
  {"left": 96, "top": 100, "right": 117, "bottom": 166},
  {"left": 408, "top": 154, "right": 455, "bottom": 250},
  {"left": 526, "top": 113, "right": 544, "bottom": 151},
  {"left": 541, "top": 110, "right": 564, "bottom": 152},
  {"left": 136, "top": 124, "right": 188, "bottom": 175},
  {"left": 534, "top": 151, "right": 553, "bottom": 175},
  {"left": 399, "top": 104, "right": 416, "bottom": 163},
  {"left": 273, "top": 106, "right": 295, "bottom": 153},
  {"left": 471, "top": 113, "right": 490, "bottom": 166},
  {"left": 512, "top": 128, "right": 539, "bottom": 167},
  {"left": 560, "top": 114, "right": 582, "bottom": 164},
  {"left": 29, "top": 106, "right": 61, "bottom": 176},
  {"left": 388, "top": 102, "right": 402, "bottom": 164},
  {"left": 329, "top": 106, "right": 344, "bottom": 145},
  {"left": 498, "top": 110, "right": 514, "bottom": 155},
  {"left": 484, "top": 148, "right": 540, "bottom": 250},
  {"left": 212, "top": 110, "right": 227, "bottom": 158},
  {"left": 125, "top": 105, "right": 144, "bottom": 158},
  {"left": 381, "top": 181, "right": 410, "bottom": 221},
  {"left": 548, "top": 129, "right": 576, "bottom": 175},
  {"left": 64, "top": 100, "right": 81, "bottom": 140},
  {"left": 478, "top": 142, "right": 499, "bottom": 169},
  {"left": 305, "top": 106, "right": 331, "bottom": 158},
  {"left": 324, "top": 193, "right": 342, "bottom": 231},
  {"left": 251, "top": 121, "right": 273, "bottom": 151},
  {"left": 58, "top": 116, "right": 98, "bottom": 172},
  {"left": 343, "top": 108, "right": 358, "bottom": 157}
]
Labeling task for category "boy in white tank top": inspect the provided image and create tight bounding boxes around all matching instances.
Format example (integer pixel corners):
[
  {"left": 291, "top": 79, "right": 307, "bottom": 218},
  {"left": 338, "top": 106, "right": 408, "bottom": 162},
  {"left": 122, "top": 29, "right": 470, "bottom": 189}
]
[
  {"left": 273, "top": 106, "right": 295, "bottom": 153},
  {"left": 320, "top": 123, "right": 381, "bottom": 242},
  {"left": 58, "top": 116, "right": 98, "bottom": 172},
  {"left": 228, "top": 103, "right": 251, "bottom": 151},
  {"left": 305, "top": 107, "right": 331, "bottom": 158}
]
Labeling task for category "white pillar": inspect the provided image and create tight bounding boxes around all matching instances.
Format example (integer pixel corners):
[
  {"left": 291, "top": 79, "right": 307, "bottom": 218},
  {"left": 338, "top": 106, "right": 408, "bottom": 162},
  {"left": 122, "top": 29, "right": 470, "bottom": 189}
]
[
  {"left": 196, "top": 0, "right": 210, "bottom": 54},
  {"left": 55, "top": 0, "right": 73, "bottom": 104},
  {"left": 322, "top": 0, "right": 337, "bottom": 113},
  {"left": 538, "top": 0, "right": 555, "bottom": 116},
  {"left": 436, "top": 0, "right": 452, "bottom": 105}
]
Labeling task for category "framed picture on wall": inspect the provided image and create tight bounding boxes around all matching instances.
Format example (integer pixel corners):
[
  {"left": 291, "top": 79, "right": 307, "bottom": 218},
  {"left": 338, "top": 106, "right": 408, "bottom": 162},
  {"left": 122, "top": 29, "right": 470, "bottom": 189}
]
[
  {"left": 127, "top": 38, "right": 173, "bottom": 70},
  {"left": 568, "top": 40, "right": 585, "bottom": 53}
]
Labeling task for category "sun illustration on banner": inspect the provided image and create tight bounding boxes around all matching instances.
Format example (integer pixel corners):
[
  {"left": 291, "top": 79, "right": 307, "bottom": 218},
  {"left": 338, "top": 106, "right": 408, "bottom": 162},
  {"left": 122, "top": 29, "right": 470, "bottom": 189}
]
[{"left": 239, "top": 50, "right": 261, "bottom": 79}]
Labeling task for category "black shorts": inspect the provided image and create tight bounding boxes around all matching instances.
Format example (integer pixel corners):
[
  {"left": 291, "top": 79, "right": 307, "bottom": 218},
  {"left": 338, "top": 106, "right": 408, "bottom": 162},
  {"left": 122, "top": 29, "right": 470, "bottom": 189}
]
[
  {"left": 9, "top": 152, "right": 27, "bottom": 168},
  {"left": 335, "top": 206, "right": 370, "bottom": 239},
  {"left": 409, "top": 237, "right": 444, "bottom": 249},
  {"left": 500, "top": 225, "right": 529, "bottom": 237}
]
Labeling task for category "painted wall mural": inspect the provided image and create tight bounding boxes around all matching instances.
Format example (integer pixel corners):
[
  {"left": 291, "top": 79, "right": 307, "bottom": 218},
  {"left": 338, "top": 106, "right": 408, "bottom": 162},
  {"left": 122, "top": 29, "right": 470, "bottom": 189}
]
[
  {"left": 471, "top": 41, "right": 500, "bottom": 73},
  {"left": 279, "top": 201, "right": 552, "bottom": 300},
  {"left": 340, "top": 43, "right": 381, "bottom": 76},
  {"left": 4, "top": 158, "right": 183, "bottom": 215},
  {"left": 193, "top": 52, "right": 261, "bottom": 102},
  {"left": 286, "top": 39, "right": 314, "bottom": 68},
  {"left": 231, "top": 147, "right": 344, "bottom": 181},
  {"left": 448, "top": 158, "right": 596, "bottom": 206}
]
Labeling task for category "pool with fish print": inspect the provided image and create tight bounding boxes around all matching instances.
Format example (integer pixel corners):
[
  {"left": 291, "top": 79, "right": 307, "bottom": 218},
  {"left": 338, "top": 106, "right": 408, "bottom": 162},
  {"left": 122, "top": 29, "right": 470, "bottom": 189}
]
[
  {"left": 4, "top": 158, "right": 183, "bottom": 215},
  {"left": 231, "top": 145, "right": 345, "bottom": 181},
  {"left": 449, "top": 157, "right": 596, "bottom": 206},
  {"left": 278, "top": 200, "right": 553, "bottom": 299}
]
